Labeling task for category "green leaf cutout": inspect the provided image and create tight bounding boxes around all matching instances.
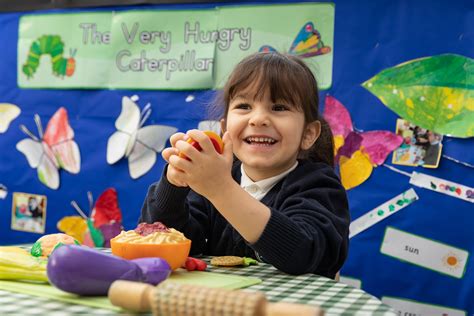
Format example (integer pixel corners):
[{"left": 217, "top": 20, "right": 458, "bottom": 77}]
[{"left": 362, "top": 54, "right": 474, "bottom": 138}]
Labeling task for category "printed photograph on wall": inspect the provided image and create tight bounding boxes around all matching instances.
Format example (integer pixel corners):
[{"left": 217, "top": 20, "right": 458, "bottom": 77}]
[
  {"left": 392, "top": 119, "right": 443, "bottom": 168},
  {"left": 11, "top": 192, "right": 47, "bottom": 234}
]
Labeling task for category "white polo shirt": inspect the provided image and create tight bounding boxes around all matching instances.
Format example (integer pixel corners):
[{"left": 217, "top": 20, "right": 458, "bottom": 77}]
[{"left": 240, "top": 161, "right": 299, "bottom": 200}]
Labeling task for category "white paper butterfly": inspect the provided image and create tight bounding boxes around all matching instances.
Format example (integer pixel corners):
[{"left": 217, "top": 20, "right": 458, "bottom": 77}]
[
  {"left": 16, "top": 107, "right": 81, "bottom": 190},
  {"left": 198, "top": 120, "right": 221, "bottom": 135},
  {"left": 0, "top": 103, "right": 21, "bottom": 133},
  {"left": 107, "top": 96, "right": 177, "bottom": 179}
]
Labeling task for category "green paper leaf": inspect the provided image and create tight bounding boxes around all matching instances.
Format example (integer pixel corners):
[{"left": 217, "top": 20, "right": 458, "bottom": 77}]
[{"left": 362, "top": 54, "right": 474, "bottom": 138}]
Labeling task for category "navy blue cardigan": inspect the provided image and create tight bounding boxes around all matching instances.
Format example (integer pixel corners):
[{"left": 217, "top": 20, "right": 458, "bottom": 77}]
[{"left": 140, "top": 160, "right": 350, "bottom": 278}]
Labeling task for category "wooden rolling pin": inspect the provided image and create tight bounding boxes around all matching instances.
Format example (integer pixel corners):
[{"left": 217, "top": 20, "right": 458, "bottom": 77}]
[{"left": 109, "top": 280, "right": 323, "bottom": 316}]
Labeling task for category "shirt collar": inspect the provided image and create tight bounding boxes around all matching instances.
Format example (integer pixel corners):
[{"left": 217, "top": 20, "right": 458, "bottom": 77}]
[{"left": 240, "top": 161, "right": 298, "bottom": 200}]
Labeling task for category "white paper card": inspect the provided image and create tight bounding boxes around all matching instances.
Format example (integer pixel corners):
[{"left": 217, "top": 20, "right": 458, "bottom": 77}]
[
  {"left": 382, "top": 296, "right": 465, "bottom": 316},
  {"left": 381, "top": 227, "right": 468, "bottom": 279},
  {"left": 349, "top": 189, "right": 418, "bottom": 238},
  {"left": 410, "top": 172, "right": 473, "bottom": 203}
]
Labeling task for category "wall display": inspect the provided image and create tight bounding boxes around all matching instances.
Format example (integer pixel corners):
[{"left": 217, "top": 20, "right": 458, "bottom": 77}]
[
  {"left": 17, "top": 3, "right": 334, "bottom": 90},
  {"left": 392, "top": 119, "right": 443, "bottom": 168},
  {"left": 323, "top": 95, "right": 402, "bottom": 189},
  {"left": 11, "top": 192, "right": 47, "bottom": 234},
  {"left": 58, "top": 188, "right": 122, "bottom": 247},
  {"left": 0, "top": 103, "right": 20, "bottom": 133},
  {"left": 106, "top": 95, "right": 177, "bottom": 179},
  {"left": 349, "top": 188, "right": 418, "bottom": 239},
  {"left": 16, "top": 107, "right": 81, "bottom": 190},
  {"left": 0, "top": 0, "right": 473, "bottom": 313},
  {"left": 363, "top": 54, "right": 473, "bottom": 138}
]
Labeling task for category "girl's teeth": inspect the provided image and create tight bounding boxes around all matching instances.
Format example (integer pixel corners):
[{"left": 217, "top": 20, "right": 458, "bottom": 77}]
[{"left": 246, "top": 137, "right": 276, "bottom": 144}]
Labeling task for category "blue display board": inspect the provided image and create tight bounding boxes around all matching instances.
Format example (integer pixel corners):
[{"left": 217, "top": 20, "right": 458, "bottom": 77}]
[{"left": 0, "top": 0, "right": 473, "bottom": 314}]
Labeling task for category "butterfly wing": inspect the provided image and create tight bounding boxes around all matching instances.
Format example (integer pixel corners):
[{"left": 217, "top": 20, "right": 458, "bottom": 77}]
[
  {"left": 57, "top": 216, "right": 87, "bottom": 243},
  {"left": 107, "top": 96, "right": 140, "bottom": 164},
  {"left": 43, "top": 107, "right": 81, "bottom": 174},
  {"left": 16, "top": 138, "right": 43, "bottom": 168},
  {"left": 91, "top": 188, "right": 122, "bottom": 228},
  {"left": 0, "top": 103, "right": 21, "bottom": 133},
  {"left": 324, "top": 96, "right": 353, "bottom": 138},
  {"left": 289, "top": 22, "right": 331, "bottom": 57},
  {"left": 128, "top": 125, "right": 177, "bottom": 179},
  {"left": 323, "top": 95, "right": 354, "bottom": 154},
  {"left": 339, "top": 150, "right": 374, "bottom": 190},
  {"left": 259, "top": 45, "right": 278, "bottom": 53},
  {"left": 16, "top": 138, "right": 60, "bottom": 189},
  {"left": 198, "top": 120, "right": 221, "bottom": 135},
  {"left": 360, "top": 131, "right": 403, "bottom": 165}
]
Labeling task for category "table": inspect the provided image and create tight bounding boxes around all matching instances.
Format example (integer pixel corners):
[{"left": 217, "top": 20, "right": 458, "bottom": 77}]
[{"left": 0, "top": 246, "right": 396, "bottom": 316}]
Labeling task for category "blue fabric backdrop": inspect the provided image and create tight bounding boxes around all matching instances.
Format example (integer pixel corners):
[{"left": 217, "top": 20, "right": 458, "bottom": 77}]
[{"left": 0, "top": 0, "right": 473, "bottom": 313}]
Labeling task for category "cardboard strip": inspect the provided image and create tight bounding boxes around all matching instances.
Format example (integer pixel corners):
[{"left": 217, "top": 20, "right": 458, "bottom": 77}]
[
  {"left": 410, "top": 172, "right": 473, "bottom": 203},
  {"left": 349, "top": 189, "right": 418, "bottom": 238}
]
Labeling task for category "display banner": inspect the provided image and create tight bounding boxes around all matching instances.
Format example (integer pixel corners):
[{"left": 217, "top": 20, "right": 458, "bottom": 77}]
[{"left": 18, "top": 3, "right": 334, "bottom": 90}]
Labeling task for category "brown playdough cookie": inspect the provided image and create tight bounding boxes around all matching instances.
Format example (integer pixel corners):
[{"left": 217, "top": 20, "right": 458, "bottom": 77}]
[{"left": 210, "top": 256, "right": 245, "bottom": 267}]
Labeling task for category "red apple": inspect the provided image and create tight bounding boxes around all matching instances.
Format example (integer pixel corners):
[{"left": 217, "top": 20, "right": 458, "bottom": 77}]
[{"left": 179, "top": 131, "right": 223, "bottom": 159}]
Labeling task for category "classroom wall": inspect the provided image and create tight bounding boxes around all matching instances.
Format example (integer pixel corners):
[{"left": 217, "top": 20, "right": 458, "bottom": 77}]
[{"left": 0, "top": 0, "right": 473, "bottom": 314}]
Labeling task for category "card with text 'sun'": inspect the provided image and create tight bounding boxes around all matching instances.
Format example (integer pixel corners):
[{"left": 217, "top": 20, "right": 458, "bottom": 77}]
[{"left": 380, "top": 227, "right": 468, "bottom": 279}]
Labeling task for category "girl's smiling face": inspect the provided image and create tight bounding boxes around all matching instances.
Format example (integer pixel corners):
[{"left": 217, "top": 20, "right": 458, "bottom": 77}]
[{"left": 223, "top": 88, "right": 319, "bottom": 181}]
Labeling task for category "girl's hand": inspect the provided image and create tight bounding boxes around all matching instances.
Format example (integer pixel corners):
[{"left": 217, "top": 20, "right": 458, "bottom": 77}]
[
  {"left": 168, "top": 130, "right": 234, "bottom": 199},
  {"left": 162, "top": 132, "right": 188, "bottom": 187}
]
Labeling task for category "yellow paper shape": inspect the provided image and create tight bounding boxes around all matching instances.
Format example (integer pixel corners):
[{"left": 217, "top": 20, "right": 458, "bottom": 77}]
[
  {"left": 57, "top": 216, "right": 87, "bottom": 243},
  {"left": 340, "top": 150, "right": 373, "bottom": 190}
]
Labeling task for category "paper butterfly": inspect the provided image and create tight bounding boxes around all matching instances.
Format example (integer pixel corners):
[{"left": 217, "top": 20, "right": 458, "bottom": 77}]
[
  {"left": 198, "top": 120, "right": 221, "bottom": 135},
  {"left": 0, "top": 103, "right": 21, "bottom": 133},
  {"left": 57, "top": 188, "right": 122, "bottom": 247},
  {"left": 259, "top": 22, "right": 331, "bottom": 58},
  {"left": 107, "top": 95, "right": 177, "bottom": 179},
  {"left": 16, "top": 107, "right": 81, "bottom": 190},
  {"left": 323, "top": 95, "right": 403, "bottom": 190}
]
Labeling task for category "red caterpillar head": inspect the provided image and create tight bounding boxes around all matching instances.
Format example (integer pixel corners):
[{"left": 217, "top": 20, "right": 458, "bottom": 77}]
[{"left": 66, "top": 49, "right": 77, "bottom": 77}]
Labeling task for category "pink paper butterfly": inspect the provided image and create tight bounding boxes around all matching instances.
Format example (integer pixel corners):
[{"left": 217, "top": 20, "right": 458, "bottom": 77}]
[
  {"left": 323, "top": 95, "right": 403, "bottom": 189},
  {"left": 16, "top": 107, "right": 81, "bottom": 190}
]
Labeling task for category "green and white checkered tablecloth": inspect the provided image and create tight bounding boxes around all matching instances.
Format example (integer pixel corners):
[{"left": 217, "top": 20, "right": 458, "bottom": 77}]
[{"left": 0, "top": 247, "right": 396, "bottom": 315}]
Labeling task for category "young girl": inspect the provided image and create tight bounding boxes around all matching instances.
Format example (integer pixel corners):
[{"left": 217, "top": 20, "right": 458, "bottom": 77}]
[{"left": 140, "top": 52, "right": 349, "bottom": 278}]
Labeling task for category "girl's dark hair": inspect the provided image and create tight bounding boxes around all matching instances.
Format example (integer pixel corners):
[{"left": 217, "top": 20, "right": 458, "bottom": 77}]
[{"left": 217, "top": 52, "right": 334, "bottom": 167}]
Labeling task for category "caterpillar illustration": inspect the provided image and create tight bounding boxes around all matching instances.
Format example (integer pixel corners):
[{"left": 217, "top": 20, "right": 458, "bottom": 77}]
[{"left": 22, "top": 35, "right": 76, "bottom": 79}]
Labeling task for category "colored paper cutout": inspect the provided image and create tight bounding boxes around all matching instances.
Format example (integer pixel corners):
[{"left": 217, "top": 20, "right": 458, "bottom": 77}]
[
  {"left": 392, "top": 119, "right": 443, "bottom": 168},
  {"left": 0, "top": 184, "right": 7, "bottom": 199},
  {"left": 16, "top": 107, "right": 81, "bottom": 190},
  {"left": 349, "top": 188, "right": 418, "bottom": 238},
  {"left": 106, "top": 95, "right": 177, "bottom": 179},
  {"left": 22, "top": 35, "right": 76, "bottom": 79},
  {"left": 382, "top": 297, "right": 465, "bottom": 316},
  {"left": 11, "top": 192, "right": 47, "bottom": 234},
  {"left": 198, "top": 120, "right": 221, "bottom": 136},
  {"left": 409, "top": 172, "right": 473, "bottom": 203},
  {"left": 362, "top": 54, "right": 474, "bottom": 138},
  {"left": 381, "top": 227, "right": 468, "bottom": 279},
  {"left": 58, "top": 188, "right": 123, "bottom": 247},
  {"left": 259, "top": 22, "right": 331, "bottom": 58},
  {"left": 323, "top": 95, "right": 403, "bottom": 189},
  {"left": 0, "top": 103, "right": 21, "bottom": 133}
]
